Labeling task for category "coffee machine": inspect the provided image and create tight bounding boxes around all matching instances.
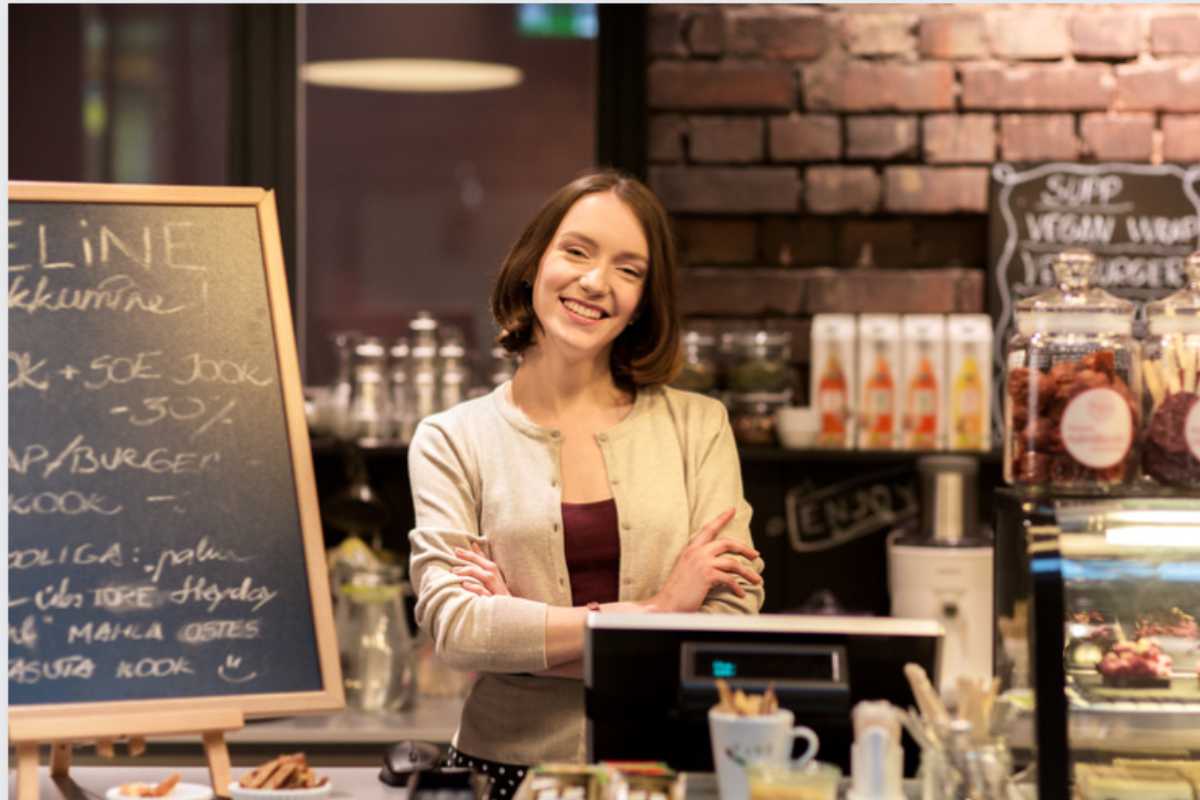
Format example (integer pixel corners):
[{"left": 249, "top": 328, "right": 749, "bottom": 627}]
[{"left": 887, "top": 456, "right": 993, "bottom": 701}]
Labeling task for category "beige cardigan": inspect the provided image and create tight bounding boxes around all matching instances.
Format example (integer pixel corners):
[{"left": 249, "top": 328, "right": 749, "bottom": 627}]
[{"left": 408, "top": 381, "right": 764, "bottom": 765}]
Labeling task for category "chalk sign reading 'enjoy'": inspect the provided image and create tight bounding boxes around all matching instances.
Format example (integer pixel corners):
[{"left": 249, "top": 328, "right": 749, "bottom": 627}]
[{"left": 8, "top": 190, "right": 331, "bottom": 709}]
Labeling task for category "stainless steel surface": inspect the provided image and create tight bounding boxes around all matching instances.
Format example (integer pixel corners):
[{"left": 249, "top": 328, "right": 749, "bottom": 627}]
[{"left": 932, "top": 472, "right": 964, "bottom": 544}]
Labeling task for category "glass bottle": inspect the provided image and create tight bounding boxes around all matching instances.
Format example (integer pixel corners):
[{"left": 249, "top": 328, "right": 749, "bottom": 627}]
[
  {"left": 862, "top": 342, "right": 896, "bottom": 449},
  {"left": 1004, "top": 248, "right": 1140, "bottom": 490},
  {"left": 1141, "top": 251, "right": 1200, "bottom": 487},
  {"left": 906, "top": 341, "right": 939, "bottom": 450},
  {"left": 816, "top": 350, "right": 850, "bottom": 448},
  {"left": 950, "top": 349, "right": 985, "bottom": 450}
]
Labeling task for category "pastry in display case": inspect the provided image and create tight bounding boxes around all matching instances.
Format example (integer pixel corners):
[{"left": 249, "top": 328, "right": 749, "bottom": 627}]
[{"left": 1023, "top": 498, "right": 1200, "bottom": 799}]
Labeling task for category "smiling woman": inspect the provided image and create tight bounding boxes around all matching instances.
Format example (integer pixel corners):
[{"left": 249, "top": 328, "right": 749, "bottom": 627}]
[{"left": 406, "top": 169, "right": 766, "bottom": 796}]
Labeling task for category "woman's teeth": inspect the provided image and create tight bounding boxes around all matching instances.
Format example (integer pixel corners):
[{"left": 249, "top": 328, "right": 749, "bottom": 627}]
[{"left": 563, "top": 299, "right": 604, "bottom": 320}]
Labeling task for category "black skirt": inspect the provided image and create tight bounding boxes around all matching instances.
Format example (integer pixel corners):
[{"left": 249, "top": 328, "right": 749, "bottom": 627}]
[{"left": 446, "top": 744, "right": 530, "bottom": 800}]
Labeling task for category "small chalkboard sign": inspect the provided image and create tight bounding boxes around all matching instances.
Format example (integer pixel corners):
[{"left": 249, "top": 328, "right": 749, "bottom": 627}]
[
  {"left": 988, "top": 162, "right": 1200, "bottom": 436},
  {"left": 7, "top": 182, "right": 342, "bottom": 779}
]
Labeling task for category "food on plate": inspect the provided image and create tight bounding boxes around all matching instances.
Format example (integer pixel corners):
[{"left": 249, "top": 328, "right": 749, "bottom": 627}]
[
  {"left": 1097, "top": 638, "right": 1174, "bottom": 688},
  {"left": 117, "top": 773, "right": 181, "bottom": 798},
  {"left": 1135, "top": 607, "right": 1199, "bottom": 639},
  {"left": 238, "top": 753, "right": 328, "bottom": 790}
]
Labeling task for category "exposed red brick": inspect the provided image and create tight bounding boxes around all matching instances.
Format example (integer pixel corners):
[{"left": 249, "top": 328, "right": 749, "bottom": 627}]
[
  {"left": 960, "top": 63, "right": 1115, "bottom": 110},
  {"left": 649, "top": 166, "right": 801, "bottom": 214},
  {"left": 841, "top": 12, "right": 918, "bottom": 58},
  {"left": 922, "top": 114, "right": 996, "bottom": 163},
  {"left": 1151, "top": 14, "right": 1200, "bottom": 56},
  {"left": 999, "top": 114, "right": 1080, "bottom": 161},
  {"left": 1163, "top": 114, "right": 1200, "bottom": 162},
  {"left": 675, "top": 218, "right": 758, "bottom": 265},
  {"left": 678, "top": 268, "right": 808, "bottom": 316},
  {"left": 918, "top": 13, "right": 988, "bottom": 60},
  {"left": 648, "top": 11, "right": 688, "bottom": 57},
  {"left": 648, "top": 61, "right": 795, "bottom": 111},
  {"left": 805, "top": 166, "right": 881, "bottom": 215},
  {"left": 688, "top": 116, "right": 764, "bottom": 163},
  {"left": 846, "top": 115, "right": 918, "bottom": 160},
  {"left": 837, "top": 220, "right": 915, "bottom": 269},
  {"left": 687, "top": 10, "right": 724, "bottom": 56},
  {"left": 768, "top": 114, "right": 841, "bottom": 162},
  {"left": 648, "top": 114, "right": 687, "bottom": 163},
  {"left": 1115, "top": 61, "right": 1200, "bottom": 112},
  {"left": 804, "top": 268, "right": 984, "bottom": 314},
  {"left": 1080, "top": 112, "right": 1155, "bottom": 161},
  {"left": 913, "top": 218, "right": 988, "bottom": 269},
  {"left": 726, "top": 7, "right": 830, "bottom": 61},
  {"left": 759, "top": 216, "right": 838, "bottom": 266},
  {"left": 1070, "top": 12, "right": 1142, "bottom": 59},
  {"left": 805, "top": 61, "right": 955, "bottom": 112},
  {"left": 988, "top": 10, "right": 1070, "bottom": 60},
  {"left": 883, "top": 167, "right": 988, "bottom": 214}
]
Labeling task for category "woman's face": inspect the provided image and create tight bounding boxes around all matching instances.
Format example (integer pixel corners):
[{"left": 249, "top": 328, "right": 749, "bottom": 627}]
[{"left": 530, "top": 190, "right": 649, "bottom": 361}]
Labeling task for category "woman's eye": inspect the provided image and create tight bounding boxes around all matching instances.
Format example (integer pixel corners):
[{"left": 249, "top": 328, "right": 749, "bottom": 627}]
[
  {"left": 621, "top": 266, "right": 645, "bottom": 278},
  {"left": 565, "top": 246, "right": 587, "bottom": 258}
]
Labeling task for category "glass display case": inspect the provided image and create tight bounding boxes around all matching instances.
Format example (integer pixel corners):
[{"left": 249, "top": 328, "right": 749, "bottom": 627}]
[{"left": 1025, "top": 496, "right": 1200, "bottom": 798}]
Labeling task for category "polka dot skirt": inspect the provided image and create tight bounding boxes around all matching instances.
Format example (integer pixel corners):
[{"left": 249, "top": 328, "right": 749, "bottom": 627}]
[{"left": 447, "top": 745, "right": 529, "bottom": 800}]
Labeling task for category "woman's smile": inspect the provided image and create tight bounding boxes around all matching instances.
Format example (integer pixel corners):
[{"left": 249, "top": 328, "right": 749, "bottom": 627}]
[{"left": 560, "top": 297, "right": 609, "bottom": 323}]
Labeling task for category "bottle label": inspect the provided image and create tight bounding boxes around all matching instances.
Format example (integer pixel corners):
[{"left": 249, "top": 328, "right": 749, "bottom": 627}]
[
  {"left": 913, "top": 388, "right": 937, "bottom": 416},
  {"left": 959, "top": 387, "right": 980, "bottom": 416},
  {"left": 819, "top": 388, "right": 845, "bottom": 415},
  {"left": 870, "top": 389, "right": 892, "bottom": 414},
  {"left": 1061, "top": 388, "right": 1133, "bottom": 469},
  {"left": 1186, "top": 402, "right": 1200, "bottom": 462}
]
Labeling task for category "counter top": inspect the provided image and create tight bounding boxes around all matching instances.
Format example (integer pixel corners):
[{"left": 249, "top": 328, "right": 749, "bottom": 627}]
[{"left": 219, "top": 696, "right": 462, "bottom": 745}]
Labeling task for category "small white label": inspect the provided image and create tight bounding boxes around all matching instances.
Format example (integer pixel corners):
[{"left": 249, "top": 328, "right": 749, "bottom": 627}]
[
  {"left": 1186, "top": 401, "right": 1200, "bottom": 462},
  {"left": 1061, "top": 388, "right": 1133, "bottom": 469}
]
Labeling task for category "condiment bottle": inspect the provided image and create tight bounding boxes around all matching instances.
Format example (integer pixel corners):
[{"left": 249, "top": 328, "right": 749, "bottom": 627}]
[
  {"left": 1141, "top": 251, "right": 1200, "bottom": 487},
  {"left": 1004, "top": 249, "right": 1140, "bottom": 490},
  {"left": 811, "top": 314, "right": 856, "bottom": 449},
  {"left": 858, "top": 315, "right": 901, "bottom": 450}
]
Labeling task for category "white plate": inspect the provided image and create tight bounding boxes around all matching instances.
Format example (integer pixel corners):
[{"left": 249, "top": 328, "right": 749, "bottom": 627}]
[
  {"left": 106, "top": 782, "right": 214, "bottom": 800},
  {"left": 227, "top": 781, "right": 332, "bottom": 799}
]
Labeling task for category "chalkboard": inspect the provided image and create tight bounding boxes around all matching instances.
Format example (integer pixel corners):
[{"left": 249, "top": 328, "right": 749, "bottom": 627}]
[
  {"left": 8, "top": 182, "right": 342, "bottom": 721},
  {"left": 988, "top": 162, "right": 1200, "bottom": 437}
]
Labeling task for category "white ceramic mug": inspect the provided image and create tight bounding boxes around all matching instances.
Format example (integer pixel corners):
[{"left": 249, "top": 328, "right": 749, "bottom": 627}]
[{"left": 708, "top": 708, "right": 819, "bottom": 800}]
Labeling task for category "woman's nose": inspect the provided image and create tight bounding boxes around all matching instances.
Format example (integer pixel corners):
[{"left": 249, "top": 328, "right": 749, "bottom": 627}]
[{"left": 579, "top": 265, "right": 608, "bottom": 294}]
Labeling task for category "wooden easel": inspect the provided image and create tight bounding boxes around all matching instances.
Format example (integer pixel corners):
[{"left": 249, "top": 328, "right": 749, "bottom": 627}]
[{"left": 9, "top": 709, "right": 244, "bottom": 800}]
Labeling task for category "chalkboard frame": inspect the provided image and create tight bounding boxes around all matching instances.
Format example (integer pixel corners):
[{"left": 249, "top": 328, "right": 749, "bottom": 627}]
[{"left": 7, "top": 181, "right": 344, "bottom": 725}]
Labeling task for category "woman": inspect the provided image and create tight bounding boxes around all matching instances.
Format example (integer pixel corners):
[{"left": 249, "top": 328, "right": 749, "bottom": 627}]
[{"left": 408, "top": 169, "right": 764, "bottom": 795}]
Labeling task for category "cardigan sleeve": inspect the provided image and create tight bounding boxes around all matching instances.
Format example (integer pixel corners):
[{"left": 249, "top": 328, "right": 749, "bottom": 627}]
[
  {"left": 689, "top": 400, "right": 765, "bottom": 615},
  {"left": 408, "top": 418, "right": 549, "bottom": 673}
]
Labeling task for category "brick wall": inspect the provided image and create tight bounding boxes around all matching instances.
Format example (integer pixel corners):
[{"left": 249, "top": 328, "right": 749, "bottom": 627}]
[{"left": 645, "top": 3, "right": 1200, "bottom": 387}]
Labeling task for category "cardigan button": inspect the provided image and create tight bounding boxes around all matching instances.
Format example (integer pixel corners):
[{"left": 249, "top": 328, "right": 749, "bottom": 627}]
[
  {"left": 622, "top": 521, "right": 631, "bottom": 530},
  {"left": 553, "top": 522, "right": 560, "bottom": 532}
]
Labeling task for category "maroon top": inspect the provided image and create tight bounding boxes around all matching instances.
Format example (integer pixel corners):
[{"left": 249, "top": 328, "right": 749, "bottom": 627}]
[{"left": 561, "top": 498, "right": 621, "bottom": 605}]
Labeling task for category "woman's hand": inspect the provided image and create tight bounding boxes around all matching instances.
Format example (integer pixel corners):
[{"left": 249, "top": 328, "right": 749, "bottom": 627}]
[
  {"left": 650, "top": 507, "right": 761, "bottom": 613},
  {"left": 451, "top": 542, "right": 511, "bottom": 597}
]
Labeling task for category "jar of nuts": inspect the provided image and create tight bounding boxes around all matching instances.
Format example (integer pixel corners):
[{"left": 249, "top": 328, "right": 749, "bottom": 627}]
[
  {"left": 1142, "top": 251, "right": 1200, "bottom": 487},
  {"left": 1005, "top": 249, "right": 1140, "bottom": 491}
]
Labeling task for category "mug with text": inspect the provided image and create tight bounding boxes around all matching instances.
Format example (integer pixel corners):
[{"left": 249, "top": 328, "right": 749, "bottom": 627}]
[{"left": 708, "top": 708, "right": 819, "bottom": 800}]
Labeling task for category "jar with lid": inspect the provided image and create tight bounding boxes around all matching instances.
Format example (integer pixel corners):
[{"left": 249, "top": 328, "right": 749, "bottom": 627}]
[
  {"left": 389, "top": 337, "right": 414, "bottom": 445},
  {"left": 1004, "top": 249, "right": 1140, "bottom": 490},
  {"left": 728, "top": 331, "right": 793, "bottom": 394},
  {"left": 490, "top": 345, "right": 516, "bottom": 388},
  {"left": 409, "top": 311, "right": 440, "bottom": 421},
  {"left": 673, "top": 330, "right": 719, "bottom": 395},
  {"left": 347, "top": 337, "right": 392, "bottom": 445},
  {"left": 730, "top": 392, "right": 790, "bottom": 446},
  {"left": 1141, "top": 251, "right": 1200, "bottom": 487},
  {"left": 329, "top": 331, "right": 359, "bottom": 439},
  {"left": 439, "top": 326, "right": 469, "bottom": 411}
]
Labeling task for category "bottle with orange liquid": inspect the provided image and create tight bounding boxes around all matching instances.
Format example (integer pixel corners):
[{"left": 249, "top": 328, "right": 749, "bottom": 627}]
[
  {"left": 811, "top": 314, "right": 856, "bottom": 448},
  {"left": 857, "top": 315, "right": 900, "bottom": 450},
  {"left": 906, "top": 341, "right": 940, "bottom": 449},
  {"left": 901, "top": 315, "right": 946, "bottom": 450}
]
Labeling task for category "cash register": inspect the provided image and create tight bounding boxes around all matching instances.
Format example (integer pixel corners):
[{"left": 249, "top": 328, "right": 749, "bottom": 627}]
[{"left": 584, "top": 613, "right": 942, "bottom": 772}]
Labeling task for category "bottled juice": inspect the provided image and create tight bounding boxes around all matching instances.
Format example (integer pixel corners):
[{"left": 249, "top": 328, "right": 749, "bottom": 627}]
[
  {"left": 857, "top": 315, "right": 901, "bottom": 449},
  {"left": 946, "top": 315, "right": 993, "bottom": 451},
  {"left": 900, "top": 315, "right": 946, "bottom": 450},
  {"left": 810, "top": 314, "right": 856, "bottom": 448}
]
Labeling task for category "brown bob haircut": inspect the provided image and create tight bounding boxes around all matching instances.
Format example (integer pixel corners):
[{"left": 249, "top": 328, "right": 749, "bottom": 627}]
[{"left": 491, "top": 169, "right": 682, "bottom": 391}]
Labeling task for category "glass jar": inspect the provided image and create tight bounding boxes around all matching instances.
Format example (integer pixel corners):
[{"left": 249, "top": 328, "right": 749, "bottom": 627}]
[
  {"left": 439, "top": 326, "right": 469, "bottom": 411},
  {"left": 409, "top": 311, "right": 440, "bottom": 422},
  {"left": 347, "top": 337, "right": 392, "bottom": 445},
  {"left": 1004, "top": 249, "right": 1140, "bottom": 490},
  {"left": 389, "top": 337, "right": 414, "bottom": 445},
  {"left": 329, "top": 330, "right": 359, "bottom": 439},
  {"left": 490, "top": 345, "right": 516, "bottom": 388},
  {"left": 335, "top": 563, "right": 417, "bottom": 712},
  {"left": 729, "top": 331, "right": 792, "bottom": 394},
  {"left": 730, "top": 392, "right": 790, "bottom": 446},
  {"left": 673, "top": 330, "right": 719, "bottom": 395},
  {"left": 1142, "top": 251, "right": 1200, "bottom": 487}
]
